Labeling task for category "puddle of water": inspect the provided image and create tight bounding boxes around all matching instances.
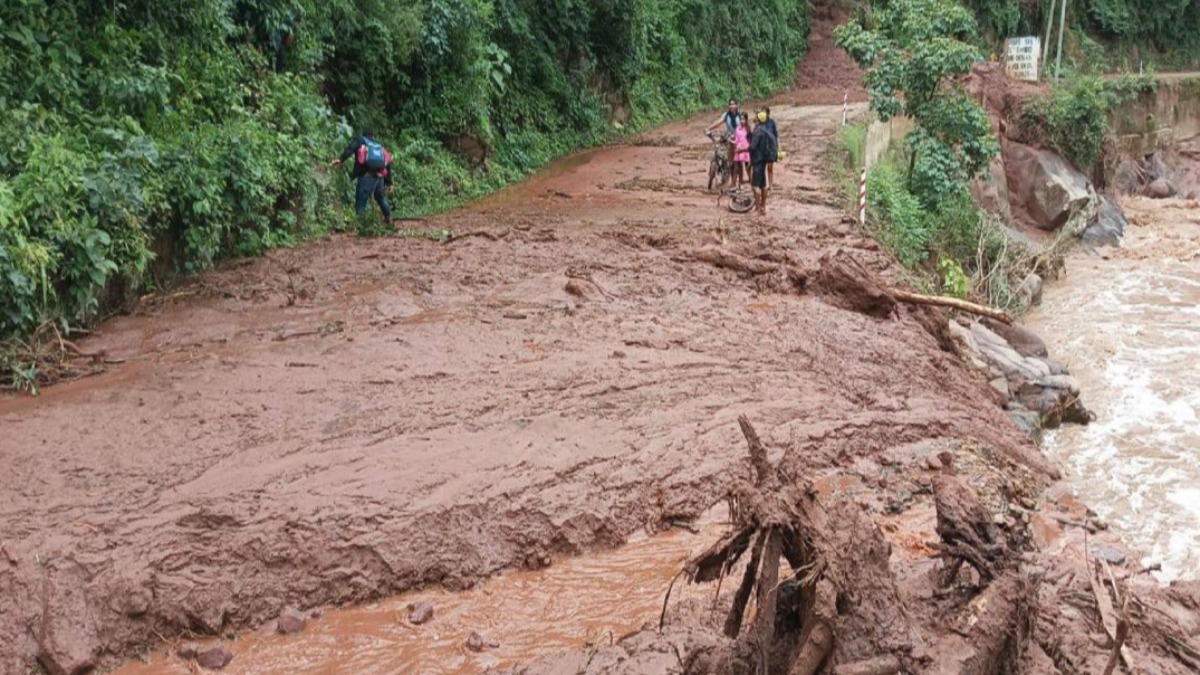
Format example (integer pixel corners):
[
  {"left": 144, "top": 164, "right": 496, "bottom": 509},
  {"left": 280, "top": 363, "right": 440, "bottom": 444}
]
[
  {"left": 1026, "top": 197, "right": 1200, "bottom": 581},
  {"left": 116, "top": 520, "right": 726, "bottom": 675}
]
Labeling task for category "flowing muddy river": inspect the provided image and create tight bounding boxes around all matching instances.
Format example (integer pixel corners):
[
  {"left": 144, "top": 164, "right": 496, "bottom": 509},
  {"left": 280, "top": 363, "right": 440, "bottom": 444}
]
[
  {"left": 1026, "top": 196, "right": 1200, "bottom": 581},
  {"left": 115, "top": 517, "right": 725, "bottom": 674}
]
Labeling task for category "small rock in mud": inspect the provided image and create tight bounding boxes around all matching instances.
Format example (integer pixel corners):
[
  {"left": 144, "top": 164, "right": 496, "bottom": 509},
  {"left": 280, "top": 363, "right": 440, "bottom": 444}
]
[
  {"left": 610, "top": 350, "right": 626, "bottom": 359},
  {"left": 466, "top": 630, "right": 499, "bottom": 652},
  {"left": 310, "top": 608, "right": 324, "bottom": 620},
  {"left": 277, "top": 607, "right": 307, "bottom": 634},
  {"left": 925, "top": 455, "right": 944, "bottom": 471},
  {"left": 195, "top": 645, "right": 233, "bottom": 670},
  {"left": 1091, "top": 545, "right": 1127, "bottom": 566},
  {"left": 177, "top": 643, "right": 199, "bottom": 660},
  {"left": 407, "top": 601, "right": 435, "bottom": 625}
]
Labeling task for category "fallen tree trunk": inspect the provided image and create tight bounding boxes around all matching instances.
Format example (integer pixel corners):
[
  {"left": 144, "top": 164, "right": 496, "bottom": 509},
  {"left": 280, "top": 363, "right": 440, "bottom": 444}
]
[{"left": 888, "top": 289, "right": 1014, "bottom": 325}]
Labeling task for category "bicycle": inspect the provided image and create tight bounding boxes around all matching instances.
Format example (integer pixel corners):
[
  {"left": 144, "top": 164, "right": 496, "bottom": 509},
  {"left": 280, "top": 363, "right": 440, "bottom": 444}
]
[
  {"left": 705, "top": 131, "right": 732, "bottom": 191},
  {"left": 718, "top": 183, "right": 755, "bottom": 213}
]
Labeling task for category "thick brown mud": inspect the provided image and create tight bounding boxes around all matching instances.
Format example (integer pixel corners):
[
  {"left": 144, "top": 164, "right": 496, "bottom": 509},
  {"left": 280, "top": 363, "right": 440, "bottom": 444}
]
[
  {"left": 0, "top": 98, "right": 1053, "bottom": 674},
  {"left": 115, "top": 518, "right": 726, "bottom": 675}
]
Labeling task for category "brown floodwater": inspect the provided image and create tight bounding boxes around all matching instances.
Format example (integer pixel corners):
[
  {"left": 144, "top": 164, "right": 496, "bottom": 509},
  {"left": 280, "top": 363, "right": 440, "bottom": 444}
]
[
  {"left": 1026, "top": 196, "right": 1200, "bottom": 581},
  {"left": 115, "top": 517, "right": 725, "bottom": 675}
]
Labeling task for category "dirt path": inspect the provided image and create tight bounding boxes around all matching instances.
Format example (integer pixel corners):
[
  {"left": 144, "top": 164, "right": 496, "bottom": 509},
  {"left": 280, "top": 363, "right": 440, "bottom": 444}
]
[{"left": 0, "top": 99, "right": 1051, "bottom": 673}]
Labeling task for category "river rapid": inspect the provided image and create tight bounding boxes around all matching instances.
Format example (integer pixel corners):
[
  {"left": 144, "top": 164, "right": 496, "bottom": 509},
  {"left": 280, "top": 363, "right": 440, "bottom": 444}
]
[{"left": 1026, "top": 196, "right": 1200, "bottom": 581}]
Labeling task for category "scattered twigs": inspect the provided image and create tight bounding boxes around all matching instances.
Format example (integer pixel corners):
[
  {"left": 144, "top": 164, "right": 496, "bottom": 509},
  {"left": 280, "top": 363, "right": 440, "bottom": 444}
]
[
  {"left": 442, "top": 229, "right": 510, "bottom": 245},
  {"left": 887, "top": 289, "right": 1015, "bottom": 324},
  {"left": 659, "top": 570, "right": 684, "bottom": 631},
  {"left": 2, "top": 321, "right": 111, "bottom": 392},
  {"left": 1102, "top": 588, "right": 1132, "bottom": 675},
  {"left": 1091, "top": 559, "right": 1137, "bottom": 672}
]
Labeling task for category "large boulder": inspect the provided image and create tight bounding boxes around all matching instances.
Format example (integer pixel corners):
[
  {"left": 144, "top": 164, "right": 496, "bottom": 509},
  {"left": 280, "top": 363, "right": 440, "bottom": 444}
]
[
  {"left": 972, "top": 156, "right": 1014, "bottom": 222},
  {"left": 1082, "top": 196, "right": 1127, "bottom": 248},
  {"left": 969, "top": 322, "right": 1051, "bottom": 382},
  {"left": 981, "top": 319, "right": 1048, "bottom": 358},
  {"left": 1005, "top": 143, "right": 1092, "bottom": 230}
]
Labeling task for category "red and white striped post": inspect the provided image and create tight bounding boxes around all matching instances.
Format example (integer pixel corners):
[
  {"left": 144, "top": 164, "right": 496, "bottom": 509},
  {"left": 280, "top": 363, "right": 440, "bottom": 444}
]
[
  {"left": 858, "top": 166, "right": 867, "bottom": 225},
  {"left": 842, "top": 91, "right": 849, "bottom": 127}
]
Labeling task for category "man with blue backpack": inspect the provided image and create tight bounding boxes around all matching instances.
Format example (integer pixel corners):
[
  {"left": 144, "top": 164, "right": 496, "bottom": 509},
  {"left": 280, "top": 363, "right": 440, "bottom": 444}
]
[{"left": 331, "top": 129, "right": 394, "bottom": 222}]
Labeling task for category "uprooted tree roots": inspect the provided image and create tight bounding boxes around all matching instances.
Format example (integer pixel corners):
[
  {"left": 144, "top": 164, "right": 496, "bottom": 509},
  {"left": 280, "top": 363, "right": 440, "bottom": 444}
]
[{"left": 668, "top": 416, "right": 1038, "bottom": 675}]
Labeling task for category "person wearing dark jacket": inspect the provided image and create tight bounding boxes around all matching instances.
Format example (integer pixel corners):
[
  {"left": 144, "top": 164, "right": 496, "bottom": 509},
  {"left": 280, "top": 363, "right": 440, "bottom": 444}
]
[
  {"left": 749, "top": 111, "right": 777, "bottom": 216},
  {"left": 331, "top": 129, "right": 394, "bottom": 221},
  {"left": 761, "top": 107, "right": 779, "bottom": 189}
]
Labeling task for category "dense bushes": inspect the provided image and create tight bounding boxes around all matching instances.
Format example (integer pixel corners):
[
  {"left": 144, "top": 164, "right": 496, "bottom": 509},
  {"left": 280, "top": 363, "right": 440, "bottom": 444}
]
[
  {"left": 1019, "top": 74, "right": 1157, "bottom": 174},
  {"left": 0, "top": 0, "right": 809, "bottom": 347}
]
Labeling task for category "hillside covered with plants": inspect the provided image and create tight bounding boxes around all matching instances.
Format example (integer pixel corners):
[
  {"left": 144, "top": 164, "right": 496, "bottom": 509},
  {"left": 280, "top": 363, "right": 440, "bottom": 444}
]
[
  {"left": 965, "top": 0, "right": 1200, "bottom": 69},
  {"left": 833, "top": 0, "right": 1175, "bottom": 311},
  {"left": 0, "top": 0, "right": 809, "bottom": 349}
]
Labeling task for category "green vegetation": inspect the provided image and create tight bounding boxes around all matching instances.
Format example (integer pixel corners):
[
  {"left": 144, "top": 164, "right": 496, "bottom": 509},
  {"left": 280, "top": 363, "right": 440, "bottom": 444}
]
[
  {"left": 0, "top": 0, "right": 810, "bottom": 388},
  {"left": 959, "top": 0, "right": 1200, "bottom": 71},
  {"left": 836, "top": 0, "right": 999, "bottom": 210},
  {"left": 1018, "top": 74, "right": 1157, "bottom": 175},
  {"left": 835, "top": 0, "right": 1014, "bottom": 303}
]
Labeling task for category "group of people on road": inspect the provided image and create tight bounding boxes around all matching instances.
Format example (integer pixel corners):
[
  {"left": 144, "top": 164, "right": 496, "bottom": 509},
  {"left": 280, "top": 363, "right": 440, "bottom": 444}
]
[
  {"left": 332, "top": 96, "right": 784, "bottom": 225},
  {"left": 707, "top": 98, "right": 779, "bottom": 215}
]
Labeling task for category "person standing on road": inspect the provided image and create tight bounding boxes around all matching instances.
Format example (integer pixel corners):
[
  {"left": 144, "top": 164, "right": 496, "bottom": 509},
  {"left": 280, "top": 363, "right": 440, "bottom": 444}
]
[
  {"left": 331, "top": 129, "right": 395, "bottom": 222},
  {"left": 707, "top": 98, "right": 742, "bottom": 171},
  {"left": 732, "top": 112, "right": 751, "bottom": 188},
  {"left": 761, "top": 107, "right": 779, "bottom": 190},
  {"left": 749, "top": 111, "right": 777, "bottom": 216}
]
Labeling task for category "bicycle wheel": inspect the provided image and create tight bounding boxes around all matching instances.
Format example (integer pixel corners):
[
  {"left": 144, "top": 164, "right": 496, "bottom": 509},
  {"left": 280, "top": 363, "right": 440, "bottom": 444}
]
[
  {"left": 727, "top": 188, "right": 754, "bottom": 213},
  {"left": 707, "top": 159, "right": 717, "bottom": 191}
]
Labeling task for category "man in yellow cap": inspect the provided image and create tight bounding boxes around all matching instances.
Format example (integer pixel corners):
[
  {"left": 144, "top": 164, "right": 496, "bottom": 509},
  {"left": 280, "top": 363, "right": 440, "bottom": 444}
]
[{"left": 749, "top": 110, "right": 777, "bottom": 215}]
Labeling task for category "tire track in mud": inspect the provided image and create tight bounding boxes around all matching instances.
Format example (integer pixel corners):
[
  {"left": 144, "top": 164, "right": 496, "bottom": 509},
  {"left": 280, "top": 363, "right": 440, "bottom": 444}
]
[{"left": 0, "top": 104, "right": 1043, "bottom": 673}]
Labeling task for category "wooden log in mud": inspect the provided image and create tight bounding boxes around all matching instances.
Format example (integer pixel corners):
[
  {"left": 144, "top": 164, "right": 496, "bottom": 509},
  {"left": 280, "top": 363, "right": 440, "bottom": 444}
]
[{"left": 888, "top": 289, "right": 1014, "bottom": 324}]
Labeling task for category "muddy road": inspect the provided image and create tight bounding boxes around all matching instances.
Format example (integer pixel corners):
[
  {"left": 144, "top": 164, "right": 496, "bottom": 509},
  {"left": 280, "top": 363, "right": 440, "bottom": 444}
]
[
  {"left": 0, "top": 100, "right": 1039, "bottom": 673},
  {"left": 7, "top": 76, "right": 1200, "bottom": 673}
]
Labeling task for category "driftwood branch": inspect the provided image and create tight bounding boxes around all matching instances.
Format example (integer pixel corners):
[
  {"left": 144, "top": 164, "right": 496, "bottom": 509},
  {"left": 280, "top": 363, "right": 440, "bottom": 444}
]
[{"left": 888, "top": 289, "right": 1014, "bottom": 324}]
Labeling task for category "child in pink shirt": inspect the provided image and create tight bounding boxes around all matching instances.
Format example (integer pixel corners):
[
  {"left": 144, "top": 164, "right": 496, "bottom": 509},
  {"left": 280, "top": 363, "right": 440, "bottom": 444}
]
[{"left": 732, "top": 113, "right": 751, "bottom": 187}]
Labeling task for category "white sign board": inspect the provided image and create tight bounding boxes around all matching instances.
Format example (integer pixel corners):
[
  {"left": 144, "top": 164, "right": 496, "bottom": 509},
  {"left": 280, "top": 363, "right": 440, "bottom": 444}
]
[{"left": 1006, "top": 37, "right": 1040, "bottom": 81}]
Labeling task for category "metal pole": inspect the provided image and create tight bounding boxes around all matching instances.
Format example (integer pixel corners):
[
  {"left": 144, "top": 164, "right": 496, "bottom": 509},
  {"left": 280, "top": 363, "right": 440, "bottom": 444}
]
[
  {"left": 1043, "top": 0, "right": 1057, "bottom": 68},
  {"left": 1055, "top": 0, "right": 1067, "bottom": 83}
]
